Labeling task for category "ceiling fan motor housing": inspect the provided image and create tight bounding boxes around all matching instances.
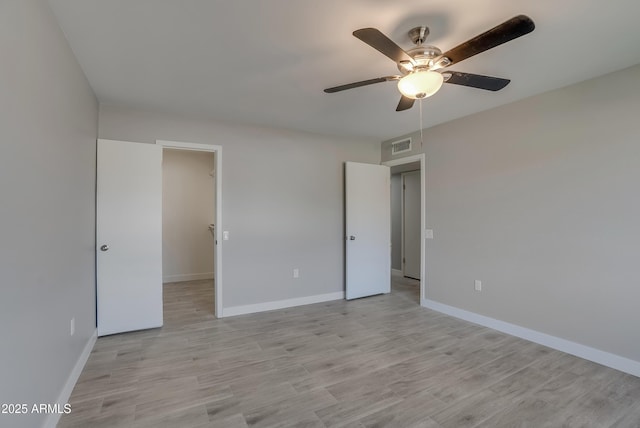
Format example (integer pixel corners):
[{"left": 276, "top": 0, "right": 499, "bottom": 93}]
[
  {"left": 398, "top": 45, "right": 443, "bottom": 74},
  {"left": 396, "top": 26, "right": 445, "bottom": 74}
]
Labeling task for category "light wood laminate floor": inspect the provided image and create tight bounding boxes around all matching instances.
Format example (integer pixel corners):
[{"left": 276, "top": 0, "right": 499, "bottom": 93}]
[{"left": 59, "top": 279, "right": 640, "bottom": 427}]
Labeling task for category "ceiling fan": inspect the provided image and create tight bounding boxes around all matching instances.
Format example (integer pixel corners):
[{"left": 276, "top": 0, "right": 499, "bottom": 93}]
[{"left": 324, "top": 15, "right": 535, "bottom": 111}]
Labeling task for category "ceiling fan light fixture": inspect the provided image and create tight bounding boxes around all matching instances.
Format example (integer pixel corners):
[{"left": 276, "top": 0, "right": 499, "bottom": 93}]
[{"left": 397, "top": 70, "right": 443, "bottom": 99}]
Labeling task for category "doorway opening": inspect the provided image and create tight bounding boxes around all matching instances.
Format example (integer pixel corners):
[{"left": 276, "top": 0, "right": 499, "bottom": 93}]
[
  {"left": 156, "top": 140, "right": 223, "bottom": 318},
  {"left": 383, "top": 154, "right": 425, "bottom": 305}
]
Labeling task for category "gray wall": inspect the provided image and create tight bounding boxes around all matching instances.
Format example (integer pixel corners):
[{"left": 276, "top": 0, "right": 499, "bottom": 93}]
[
  {"left": 99, "top": 105, "right": 380, "bottom": 308},
  {"left": 0, "top": 1, "right": 98, "bottom": 427},
  {"left": 390, "top": 174, "right": 402, "bottom": 271},
  {"left": 382, "top": 64, "right": 640, "bottom": 363}
]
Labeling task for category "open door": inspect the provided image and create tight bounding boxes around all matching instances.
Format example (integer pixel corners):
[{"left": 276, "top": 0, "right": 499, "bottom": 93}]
[
  {"left": 403, "top": 171, "right": 421, "bottom": 279},
  {"left": 96, "top": 139, "right": 163, "bottom": 336},
  {"left": 345, "top": 162, "right": 391, "bottom": 300}
]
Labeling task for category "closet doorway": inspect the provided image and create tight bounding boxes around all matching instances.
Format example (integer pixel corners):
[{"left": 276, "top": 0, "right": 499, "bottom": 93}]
[
  {"left": 157, "top": 140, "right": 223, "bottom": 317},
  {"left": 402, "top": 170, "right": 421, "bottom": 280},
  {"left": 383, "top": 154, "right": 425, "bottom": 305}
]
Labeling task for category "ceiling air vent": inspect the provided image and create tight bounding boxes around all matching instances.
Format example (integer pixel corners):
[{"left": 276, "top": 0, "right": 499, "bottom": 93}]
[{"left": 391, "top": 138, "right": 412, "bottom": 155}]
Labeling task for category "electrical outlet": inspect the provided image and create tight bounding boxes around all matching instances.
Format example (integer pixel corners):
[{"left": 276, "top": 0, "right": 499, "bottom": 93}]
[
  {"left": 293, "top": 268, "right": 299, "bottom": 278},
  {"left": 474, "top": 280, "right": 482, "bottom": 292},
  {"left": 70, "top": 318, "right": 75, "bottom": 336}
]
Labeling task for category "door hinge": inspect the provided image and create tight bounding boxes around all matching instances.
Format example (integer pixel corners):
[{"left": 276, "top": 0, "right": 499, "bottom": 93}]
[{"left": 403, "top": 257, "right": 405, "bottom": 263}]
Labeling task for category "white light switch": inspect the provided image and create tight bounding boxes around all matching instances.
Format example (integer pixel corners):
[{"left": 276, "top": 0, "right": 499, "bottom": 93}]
[
  {"left": 223, "top": 231, "right": 229, "bottom": 241},
  {"left": 474, "top": 280, "right": 482, "bottom": 291},
  {"left": 425, "top": 229, "right": 434, "bottom": 239}
]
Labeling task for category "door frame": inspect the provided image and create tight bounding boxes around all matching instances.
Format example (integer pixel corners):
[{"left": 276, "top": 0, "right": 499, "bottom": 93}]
[
  {"left": 382, "top": 154, "right": 425, "bottom": 304},
  {"left": 156, "top": 140, "right": 223, "bottom": 318}
]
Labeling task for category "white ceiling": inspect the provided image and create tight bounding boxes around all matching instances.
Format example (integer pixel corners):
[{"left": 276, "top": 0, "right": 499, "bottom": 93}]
[{"left": 48, "top": 0, "right": 640, "bottom": 141}]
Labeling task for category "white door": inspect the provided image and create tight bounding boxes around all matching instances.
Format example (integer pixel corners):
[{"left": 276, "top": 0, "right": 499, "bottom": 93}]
[
  {"left": 97, "top": 139, "right": 163, "bottom": 336},
  {"left": 403, "top": 171, "right": 421, "bottom": 279},
  {"left": 345, "top": 162, "right": 391, "bottom": 300}
]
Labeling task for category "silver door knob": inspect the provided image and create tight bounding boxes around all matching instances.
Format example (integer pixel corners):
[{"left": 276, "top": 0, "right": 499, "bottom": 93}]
[
  {"left": 349, "top": 236, "right": 356, "bottom": 240},
  {"left": 100, "top": 245, "right": 109, "bottom": 252}
]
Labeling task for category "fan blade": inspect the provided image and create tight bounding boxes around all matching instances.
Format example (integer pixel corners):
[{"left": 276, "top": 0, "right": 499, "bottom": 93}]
[
  {"left": 396, "top": 96, "right": 415, "bottom": 112},
  {"left": 440, "top": 15, "right": 535, "bottom": 66},
  {"left": 443, "top": 71, "right": 510, "bottom": 91},
  {"left": 324, "top": 76, "right": 400, "bottom": 93},
  {"left": 353, "top": 28, "right": 415, "bottom": 64}
]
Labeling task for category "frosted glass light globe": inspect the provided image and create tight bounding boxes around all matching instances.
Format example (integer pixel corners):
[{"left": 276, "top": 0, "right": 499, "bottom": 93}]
[{"left": 397, "top": 71, "right": 444, "bottom": 99}]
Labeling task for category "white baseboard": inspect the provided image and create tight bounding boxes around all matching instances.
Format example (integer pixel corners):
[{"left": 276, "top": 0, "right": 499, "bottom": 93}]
[
  {"left": 44, "top": 329, "right": 97, "bottom": 428},
  {"left": 163, "top": 272, "right": 214, "bottom": 283},
  {"left": 422, "top": 298, "right": 640, "bottom": 378},
  {"left": 391, "top": 269, "right": 403, "bottom": 276},
  {"left": 223, "top": 291, "right": 345, "bottom": 317}
]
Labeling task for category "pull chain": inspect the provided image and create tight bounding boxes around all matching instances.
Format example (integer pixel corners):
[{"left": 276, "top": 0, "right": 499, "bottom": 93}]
[{"left": 419, "top": 98, "right": 424, "bottom": 149}]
